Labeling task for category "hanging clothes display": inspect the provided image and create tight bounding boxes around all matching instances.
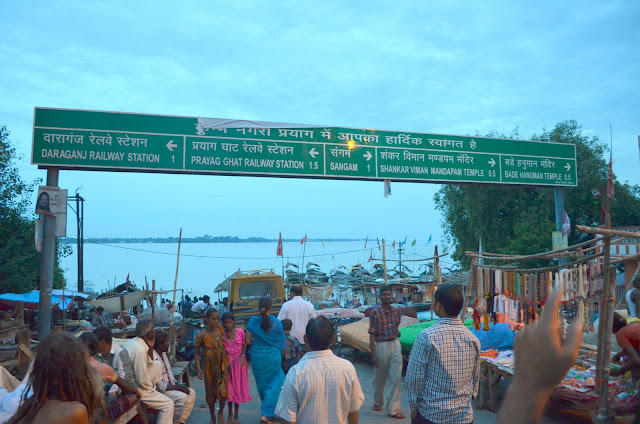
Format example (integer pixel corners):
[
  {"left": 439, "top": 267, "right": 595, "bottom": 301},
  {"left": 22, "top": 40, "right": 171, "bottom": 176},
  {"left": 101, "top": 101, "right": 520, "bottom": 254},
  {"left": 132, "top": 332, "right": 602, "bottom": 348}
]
[{"left": 471, "top": 260, "right": 603, "bottom": 329}]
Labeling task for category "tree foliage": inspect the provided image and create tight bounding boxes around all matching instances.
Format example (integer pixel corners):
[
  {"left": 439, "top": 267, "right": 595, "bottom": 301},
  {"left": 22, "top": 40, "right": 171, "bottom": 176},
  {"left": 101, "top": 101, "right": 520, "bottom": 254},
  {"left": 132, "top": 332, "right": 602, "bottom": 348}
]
[
  {"left": 434, "top": 120, "right": 640, "bottom": 268},
  {"left": 0, "top": 126, "right": 68, "bottom": 293}
]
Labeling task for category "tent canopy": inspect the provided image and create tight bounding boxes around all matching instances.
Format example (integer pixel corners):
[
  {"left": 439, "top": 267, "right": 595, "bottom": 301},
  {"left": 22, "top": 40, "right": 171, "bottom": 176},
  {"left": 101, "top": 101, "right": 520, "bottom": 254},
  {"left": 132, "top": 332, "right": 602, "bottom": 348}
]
[{"left": 0, "top": 290, "right": 75, "bottom": 311}]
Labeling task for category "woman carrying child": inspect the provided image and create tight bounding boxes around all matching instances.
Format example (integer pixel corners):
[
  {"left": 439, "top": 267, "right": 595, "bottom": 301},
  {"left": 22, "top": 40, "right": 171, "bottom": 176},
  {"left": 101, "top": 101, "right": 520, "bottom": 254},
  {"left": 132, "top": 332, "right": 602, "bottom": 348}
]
[
  {"left": 222, "top": 312, "right": 252, "bottom": 424},
  {"left": 195, "top": 308, "right": 229, "bottom": 424}
]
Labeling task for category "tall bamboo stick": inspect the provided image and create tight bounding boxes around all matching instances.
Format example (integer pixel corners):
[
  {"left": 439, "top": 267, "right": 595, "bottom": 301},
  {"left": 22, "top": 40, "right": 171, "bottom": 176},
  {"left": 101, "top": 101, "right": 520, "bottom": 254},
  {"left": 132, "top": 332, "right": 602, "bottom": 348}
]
[
  {"left": 169, "top": 228, "right": 182, "bottom": 363},
  {"left": 596, "top": 214, "right": 615, "bottom": 423},
  {"left": 382, "top": 239, "right": 388, "bottom": 285},
  {"left": 460, "top": 256, "right": 478, "bottom": 321}
]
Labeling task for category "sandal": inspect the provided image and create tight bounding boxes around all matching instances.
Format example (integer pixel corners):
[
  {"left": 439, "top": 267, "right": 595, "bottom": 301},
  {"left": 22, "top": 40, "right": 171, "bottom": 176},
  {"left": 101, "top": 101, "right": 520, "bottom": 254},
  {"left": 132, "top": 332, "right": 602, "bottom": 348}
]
[
  {"left": 390, "top": 412, "right": 406, "bottom": 419},
  {"left": 372, "top": 405, "right": 382, "bottom": 411}
]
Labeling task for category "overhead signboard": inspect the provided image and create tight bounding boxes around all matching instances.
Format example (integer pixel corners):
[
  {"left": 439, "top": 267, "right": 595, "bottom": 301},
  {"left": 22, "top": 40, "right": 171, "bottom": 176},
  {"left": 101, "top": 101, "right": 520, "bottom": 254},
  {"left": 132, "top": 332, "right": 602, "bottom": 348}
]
[{"left": 32, "top": 108, "right": 578, "bottom": 186}]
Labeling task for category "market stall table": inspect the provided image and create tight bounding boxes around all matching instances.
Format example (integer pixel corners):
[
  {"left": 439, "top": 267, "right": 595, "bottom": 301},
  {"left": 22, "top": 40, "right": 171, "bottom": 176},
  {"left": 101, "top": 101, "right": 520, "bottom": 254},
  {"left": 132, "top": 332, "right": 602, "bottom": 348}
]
[{"left": 476, "top": 343, "right": 639, "bottom": 420}]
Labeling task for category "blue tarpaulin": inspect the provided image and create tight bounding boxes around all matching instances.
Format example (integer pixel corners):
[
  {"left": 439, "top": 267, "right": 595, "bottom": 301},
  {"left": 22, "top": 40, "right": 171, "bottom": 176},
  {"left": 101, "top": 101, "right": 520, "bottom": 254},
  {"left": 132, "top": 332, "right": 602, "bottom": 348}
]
[{"left": 0, "top": 290, "right": 74, "bottom": 311}]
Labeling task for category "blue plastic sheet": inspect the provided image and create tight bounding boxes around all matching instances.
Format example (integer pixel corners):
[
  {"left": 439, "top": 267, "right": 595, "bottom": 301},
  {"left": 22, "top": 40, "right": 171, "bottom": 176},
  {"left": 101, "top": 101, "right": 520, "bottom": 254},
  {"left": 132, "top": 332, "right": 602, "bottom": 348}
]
[{"left": 471, "top": 323, "right": 515, "bottom": 351}]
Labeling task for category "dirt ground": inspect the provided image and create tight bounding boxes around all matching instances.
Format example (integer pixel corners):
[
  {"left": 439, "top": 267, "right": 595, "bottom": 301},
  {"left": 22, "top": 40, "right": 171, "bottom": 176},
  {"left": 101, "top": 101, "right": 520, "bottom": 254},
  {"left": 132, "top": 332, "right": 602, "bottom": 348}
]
[{"left": 181, "top": 351, "right": 629, "bottom": 424}]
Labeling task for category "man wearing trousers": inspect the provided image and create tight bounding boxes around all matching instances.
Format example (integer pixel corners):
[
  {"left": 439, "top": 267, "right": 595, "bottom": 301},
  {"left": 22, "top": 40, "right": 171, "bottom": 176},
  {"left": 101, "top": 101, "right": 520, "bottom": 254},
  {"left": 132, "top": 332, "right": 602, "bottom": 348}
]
[
  {"left": 369, "top": 285, "right": 405, "bottom": 420},
  {"left": 124, "top": 319, "right": 176, "bottom": 424}
]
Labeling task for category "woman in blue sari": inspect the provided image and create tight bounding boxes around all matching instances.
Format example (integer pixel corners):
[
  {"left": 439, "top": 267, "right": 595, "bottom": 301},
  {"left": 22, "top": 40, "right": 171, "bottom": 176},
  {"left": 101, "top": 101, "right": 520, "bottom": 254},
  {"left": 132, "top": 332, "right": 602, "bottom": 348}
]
[{"left": 246, "top": 297, "right": 286, "bottom": 423}]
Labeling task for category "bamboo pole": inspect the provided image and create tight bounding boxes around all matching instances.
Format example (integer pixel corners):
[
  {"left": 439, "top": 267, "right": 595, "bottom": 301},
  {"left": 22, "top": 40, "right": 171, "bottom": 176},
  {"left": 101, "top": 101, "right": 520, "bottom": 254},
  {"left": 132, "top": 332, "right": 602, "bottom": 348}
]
[
  {"left": 465, "top": 236, "right": 609, "bottom": 262},
  {"left": 460, "top": 256, "right": 478, "bottom": 321},
  {"left": 475, "top": 251, "right": 604, "bottom": 273},
  {"left": 432, "top": 245, "right": 443, "bottom": 320},
  {"left": 596, "top": 214, "right": 615, "bottom": 423},
  {"left": 382, "top": 239, "right": 388, "bottom": 285},
  {"left": 577, "top": 226, "right": 640, "bottom": 239},
  {"left": 151, "top": 280, "right": 156, "bottom": 321},
  {"left": 378, "top": 252, "right": 449, "bottom": 262},
  {"left": 168, "top": 228, "right": 182, "bottom": 364}
]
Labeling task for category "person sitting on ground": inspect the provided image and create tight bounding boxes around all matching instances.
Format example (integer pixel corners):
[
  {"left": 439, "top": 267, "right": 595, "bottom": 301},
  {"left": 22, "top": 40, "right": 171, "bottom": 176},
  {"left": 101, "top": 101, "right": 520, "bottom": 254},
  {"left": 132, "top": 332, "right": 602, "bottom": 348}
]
[
  {"left": 275, "top": 316, "right": 365, "bottom": 424},
  {"left": 7, "top": 332, "right": 104, "bottom": 424},
  {"left": 610, "top": 312, "right": 640, "bottom": 382},
  {"left": 497, "top": 286, "right": 583, "bottom": 423},
  {"left": 78, "top": 332, "right": 141, "bottom": 422},
  {"left": 150, "top": 330, "right": 196, "bottom": 424},
  {"left": 281, "top": 319, "right": 304, "bottom": 375}
]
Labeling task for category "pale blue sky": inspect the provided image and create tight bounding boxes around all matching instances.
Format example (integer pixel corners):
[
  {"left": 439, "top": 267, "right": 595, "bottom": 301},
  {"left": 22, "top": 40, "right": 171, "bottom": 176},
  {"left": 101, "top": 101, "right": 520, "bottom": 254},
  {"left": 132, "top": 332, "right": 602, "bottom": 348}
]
[{"left": 1, "top": 1, "right": 639, "bottom": 246}]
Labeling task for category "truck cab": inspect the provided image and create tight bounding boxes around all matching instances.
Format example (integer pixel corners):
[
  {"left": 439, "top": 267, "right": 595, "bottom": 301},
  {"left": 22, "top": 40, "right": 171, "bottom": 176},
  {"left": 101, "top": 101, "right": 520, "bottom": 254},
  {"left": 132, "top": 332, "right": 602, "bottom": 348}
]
[{"left": 229, "top": 269, "right": 286, "bottom": 328}]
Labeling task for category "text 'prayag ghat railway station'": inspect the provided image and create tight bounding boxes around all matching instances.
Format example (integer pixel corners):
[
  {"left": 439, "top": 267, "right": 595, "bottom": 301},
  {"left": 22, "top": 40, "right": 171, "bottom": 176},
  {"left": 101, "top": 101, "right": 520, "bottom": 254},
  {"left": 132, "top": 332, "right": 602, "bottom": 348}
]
[{"left": 32, "top": 108, "right": 577, "bottom": 187}]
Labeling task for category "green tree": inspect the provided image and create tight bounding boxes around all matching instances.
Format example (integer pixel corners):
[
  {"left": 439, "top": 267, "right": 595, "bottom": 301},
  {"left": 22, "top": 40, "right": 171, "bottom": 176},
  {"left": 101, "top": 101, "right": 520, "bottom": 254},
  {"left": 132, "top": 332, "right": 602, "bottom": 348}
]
[
  {"left": 434, "top": 120, "right": 640, "bottom": 268},
  {"left": 0, "top": 126, "right": 69, "bottom": 293}
]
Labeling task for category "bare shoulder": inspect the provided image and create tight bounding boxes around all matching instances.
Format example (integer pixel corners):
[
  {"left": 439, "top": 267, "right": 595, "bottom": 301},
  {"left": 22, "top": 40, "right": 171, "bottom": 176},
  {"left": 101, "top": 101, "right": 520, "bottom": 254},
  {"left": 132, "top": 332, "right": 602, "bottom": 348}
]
[{"left": 32, "top": 400, "right": 89, "bottom": 424}]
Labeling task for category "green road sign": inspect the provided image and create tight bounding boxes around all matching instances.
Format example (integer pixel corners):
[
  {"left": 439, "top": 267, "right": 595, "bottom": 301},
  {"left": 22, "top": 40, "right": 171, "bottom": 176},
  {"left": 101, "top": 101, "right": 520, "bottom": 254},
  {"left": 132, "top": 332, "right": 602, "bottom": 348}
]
[{"left": 32, "top": 108, "right": 577, "bottom": 186}]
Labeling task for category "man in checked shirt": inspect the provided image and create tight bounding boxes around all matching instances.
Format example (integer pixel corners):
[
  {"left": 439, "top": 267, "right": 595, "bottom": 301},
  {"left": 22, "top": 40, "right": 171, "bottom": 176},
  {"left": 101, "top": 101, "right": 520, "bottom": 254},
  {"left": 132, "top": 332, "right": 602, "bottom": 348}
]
[
  {"left": 406, "top": 284, "right": 480, "bottom": 424},
  {"left": 369, "top": 285, "right": 405, "bottom": 419}
]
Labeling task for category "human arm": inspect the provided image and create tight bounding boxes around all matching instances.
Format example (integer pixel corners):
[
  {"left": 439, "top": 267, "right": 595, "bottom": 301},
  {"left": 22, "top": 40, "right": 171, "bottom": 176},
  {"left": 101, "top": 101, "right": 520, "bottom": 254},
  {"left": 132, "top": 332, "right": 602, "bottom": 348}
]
[
  {"left": 115, "top": 375, "right": 141, "bottom": 397},
  {"left": 240, "top": 330, "right": 247, "bottom": 367},
  {"left": 405, "top": 332, "right": 430, "bottom": 418},
  {"left": 348, "top": 412, "right": 359, "bottom": 424},
  {"left": 632, "top": 290, "right": 640, "bottom": 317},
  {"left": 368, "top": 313, "right": 379, "bottom": 366},
  {"left": 274, "top": 368, "right": 298, "bottom": 423},
  {"left": 194, "top": 334, "right": 204, "bottom": 380},
  {"left": 611, "top": 346, "right": 640, "bottom": 376},
  {"left": 348, "top": 364, "right": 365, "bottom": 422},
  {"left": 369, "top": 334, "right": 378, "bottom": 367},
  {"left": 497, "top": 287, "right": 583, "bottom": 424}
]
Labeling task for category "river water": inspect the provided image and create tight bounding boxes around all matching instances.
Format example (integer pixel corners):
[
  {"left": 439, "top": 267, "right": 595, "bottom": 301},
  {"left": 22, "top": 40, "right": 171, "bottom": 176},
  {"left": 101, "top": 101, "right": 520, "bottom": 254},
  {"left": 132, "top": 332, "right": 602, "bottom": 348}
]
[{"left": 60, "top": 241, "right": 442, "bottom": 299}]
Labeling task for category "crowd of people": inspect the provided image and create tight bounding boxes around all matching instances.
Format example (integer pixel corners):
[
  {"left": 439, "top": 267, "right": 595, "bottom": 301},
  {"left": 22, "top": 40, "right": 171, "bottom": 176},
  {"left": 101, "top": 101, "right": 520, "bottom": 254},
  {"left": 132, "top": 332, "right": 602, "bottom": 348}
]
[{"left": 2, "top": 282, "right": 588, "bottom": 424}]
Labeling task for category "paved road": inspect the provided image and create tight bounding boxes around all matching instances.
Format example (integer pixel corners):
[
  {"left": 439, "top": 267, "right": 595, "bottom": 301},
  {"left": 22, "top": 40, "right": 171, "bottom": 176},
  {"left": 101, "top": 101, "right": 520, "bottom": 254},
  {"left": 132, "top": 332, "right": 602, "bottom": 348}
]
[{"left": 182, "top": 354, "right": 601, "bottom": 423}]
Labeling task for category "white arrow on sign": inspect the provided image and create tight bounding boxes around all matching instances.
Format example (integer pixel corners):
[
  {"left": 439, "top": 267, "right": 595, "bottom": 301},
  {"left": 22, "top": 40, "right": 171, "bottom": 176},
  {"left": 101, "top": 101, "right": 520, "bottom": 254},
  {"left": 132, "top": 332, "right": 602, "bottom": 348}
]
[
  {"left": 166, "top": 140, "right": 178, "bottom": 152},
  {"left": 309, "top": 147, "right": 319, "bottom": 159},
  {"left": 564, "top": 163, "right": 571, "bottom": 171},
  {"left": 363, "top": 151, "right": 372, "bottom": 161},
  {"left": 488, "top": 158, "right": 496, "bottom": 167}
]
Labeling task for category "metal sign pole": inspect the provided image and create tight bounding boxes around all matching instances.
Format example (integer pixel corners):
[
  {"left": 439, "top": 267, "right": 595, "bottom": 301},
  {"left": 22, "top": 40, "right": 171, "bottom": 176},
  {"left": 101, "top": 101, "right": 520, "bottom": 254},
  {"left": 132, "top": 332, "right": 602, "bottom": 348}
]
[{"left": 37, "top": 168, "right": 59, "bottom": 339}]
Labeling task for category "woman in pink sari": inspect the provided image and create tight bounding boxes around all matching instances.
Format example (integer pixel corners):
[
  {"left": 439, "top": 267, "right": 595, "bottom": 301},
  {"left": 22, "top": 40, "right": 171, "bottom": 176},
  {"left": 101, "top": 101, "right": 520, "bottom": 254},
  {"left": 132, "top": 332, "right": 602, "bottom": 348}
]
[{"left": 222, "top": 312, "right": 252, "bottom": 424}]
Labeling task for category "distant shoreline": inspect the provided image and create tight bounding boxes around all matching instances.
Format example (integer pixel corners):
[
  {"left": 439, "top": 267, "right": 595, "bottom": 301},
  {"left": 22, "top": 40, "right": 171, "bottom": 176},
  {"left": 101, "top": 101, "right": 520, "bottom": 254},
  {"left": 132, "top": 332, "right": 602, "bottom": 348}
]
[{"left": 61, "top": 236, "right": 359, "bottom": 244}]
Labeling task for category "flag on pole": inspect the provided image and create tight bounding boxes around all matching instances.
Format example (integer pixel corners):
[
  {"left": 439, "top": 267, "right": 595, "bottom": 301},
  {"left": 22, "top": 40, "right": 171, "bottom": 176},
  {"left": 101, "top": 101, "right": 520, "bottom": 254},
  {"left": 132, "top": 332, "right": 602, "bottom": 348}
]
[
  {"left": 402, "top": 236, "right": 407, "bottom": 245},
  {"left": 368, "top": 250, "right": 373, "bottom": 263},
  {"left": 276, "top": 232, "right": 283, "bottom": 256},
  {"left": 411, "top": 239, "right": 416, "bottom": 246},
  {"left": 392, "top": 241, "right": 396, "bottom": 249},
  {"left": 376, "top": 237, "right": 381, "bottom": 250},
  {"left": 300, "top": 234, "right": 307, "bottom": 244},
  {"left": 426, "top": 235, "right": 432, "bottom": 246},
  {"left": 125, "top": 273, "right": 130, "bottom": 283},
  {"left": 607, "top": 155, "right": 615, "bottom": 200},
  {"left": 364, "top": 236, "right": 368, "bottom": 248},
  {"left": 322, "top": 239, "right": 325, "bottom": 247}
]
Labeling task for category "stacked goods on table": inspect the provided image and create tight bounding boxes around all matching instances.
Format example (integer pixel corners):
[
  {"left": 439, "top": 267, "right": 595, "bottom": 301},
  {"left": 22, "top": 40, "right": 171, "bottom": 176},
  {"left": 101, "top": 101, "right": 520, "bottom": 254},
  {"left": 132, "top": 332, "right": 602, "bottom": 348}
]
[{"left": 482, "top": 343, "right": 640, "bottom": 415}]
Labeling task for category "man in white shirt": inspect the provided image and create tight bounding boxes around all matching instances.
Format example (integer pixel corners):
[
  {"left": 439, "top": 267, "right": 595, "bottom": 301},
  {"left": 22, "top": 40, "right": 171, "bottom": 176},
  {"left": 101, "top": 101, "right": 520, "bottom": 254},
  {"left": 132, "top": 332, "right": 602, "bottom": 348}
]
[
  {"left": 123, "top": 319, "right": 176, "bottom": 424},
  {"left": 94, "top": 326, "right": 135, "bottom": 397},
  {"left": 150, "top": 330, "right": 196, "bottom": 424},
  {"left": 190, "top": 295, "right": 211, "bottom": 316},
  {"left": 275, "top": 316, "right": 364, "bottom": 424},
  {"left": 278, "top": 284, "right": 316, "bottom": 345}
]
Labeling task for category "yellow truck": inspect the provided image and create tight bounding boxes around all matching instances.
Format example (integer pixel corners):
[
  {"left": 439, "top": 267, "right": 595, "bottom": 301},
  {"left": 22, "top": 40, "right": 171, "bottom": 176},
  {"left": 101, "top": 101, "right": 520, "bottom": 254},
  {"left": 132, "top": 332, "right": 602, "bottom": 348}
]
[{"left": 229, "top": 269, "right": 286, "bottom": 328}]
